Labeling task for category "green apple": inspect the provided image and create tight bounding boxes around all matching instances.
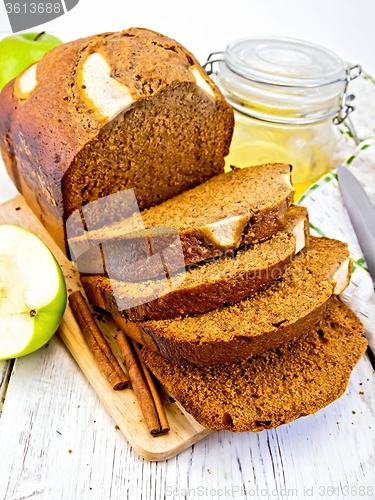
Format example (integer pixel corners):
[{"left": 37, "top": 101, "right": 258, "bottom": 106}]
[
  {"left": 0, "top": 225, "right": 67, "bottom": 360},
  {"left": 0, "top": 32, "right": 63, "bottom": 91}
]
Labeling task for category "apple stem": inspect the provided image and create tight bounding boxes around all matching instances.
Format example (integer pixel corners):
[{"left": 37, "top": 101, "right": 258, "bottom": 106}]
[{"left": 34, "top": 32, "right": 45, "bottom": 42}]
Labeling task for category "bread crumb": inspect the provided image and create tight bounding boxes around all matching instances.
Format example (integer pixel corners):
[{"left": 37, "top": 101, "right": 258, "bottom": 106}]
[
  {"left": 359, "top": 391, "right": 364, "bottom": 395},
  {"left": 115, "top": 425, "right": 120, "bottom": 430},
  {"left": 69, "top": 450, "right": 72, "bottom": 454}
]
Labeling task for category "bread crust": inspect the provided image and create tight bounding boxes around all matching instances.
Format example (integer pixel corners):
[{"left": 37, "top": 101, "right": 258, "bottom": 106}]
[{"left": 0, "top": 28, "right": 234, "bottom": 253}]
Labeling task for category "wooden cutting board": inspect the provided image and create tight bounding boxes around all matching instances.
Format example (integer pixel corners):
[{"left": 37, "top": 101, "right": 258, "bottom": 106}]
[{"left": 0, "top": 195, "right": 211, "bottom": 461}]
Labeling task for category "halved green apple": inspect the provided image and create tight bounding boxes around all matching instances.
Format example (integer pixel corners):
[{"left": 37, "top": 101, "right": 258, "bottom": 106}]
[{"left": 0, "top": 225, "right": 67, "bottom": 360}]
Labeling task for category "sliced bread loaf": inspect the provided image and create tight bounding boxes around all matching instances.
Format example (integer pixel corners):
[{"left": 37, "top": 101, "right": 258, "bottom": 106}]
[
  {"left": 142, "top": 297, "right": 367, "bottom": 432},
  {"left": 0, "top": 28, "right": 234, "bottom": 253},
  {"left": 112, "top": 237, "right": 352, "bottom": 364},
  {"left": 69, "top": 163, "right": 295, "bottom": 281},
  {"left": 81, "top": 206, "right": 308, "bottom": 320}
]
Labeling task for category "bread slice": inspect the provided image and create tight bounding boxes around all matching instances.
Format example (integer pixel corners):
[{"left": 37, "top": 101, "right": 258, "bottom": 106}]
[
  {"left": 0, "top": 28, "right": 234, "bottom": 253},
  {"left": 142, "top": 297, "right": 367, "bottom": 432},
  {"left": 81, "top": 206, "right": 308, "bottom": 320},
  {"left": 69, "top": 163, "right": 295, "bottom": 281},
  {"left": 112, "top": 237, "right": 352, "bottom": 364}
]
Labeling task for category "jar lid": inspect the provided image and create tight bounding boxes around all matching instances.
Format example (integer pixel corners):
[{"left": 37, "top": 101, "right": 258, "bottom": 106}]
[
  {"left": 214, "top": 36, "right": 353, "bottom": 124},
  {"left": 224, "top": 37, "right": 345, "bottom": 88}
]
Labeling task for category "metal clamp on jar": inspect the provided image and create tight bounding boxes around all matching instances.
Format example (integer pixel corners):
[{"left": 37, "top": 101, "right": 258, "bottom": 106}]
[{"left": 204, "top": 37, "right": 361, "bottom": 198}]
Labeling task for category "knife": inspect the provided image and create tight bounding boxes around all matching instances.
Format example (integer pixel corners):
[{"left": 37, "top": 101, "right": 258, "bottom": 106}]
[{"left": 337, "top": 164, "right": 375, "bottom": 286}]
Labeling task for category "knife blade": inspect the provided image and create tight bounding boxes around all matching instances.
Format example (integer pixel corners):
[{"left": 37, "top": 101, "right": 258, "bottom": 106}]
[{"left": 337, "top": 164, "right": 375, "bottom": 286}]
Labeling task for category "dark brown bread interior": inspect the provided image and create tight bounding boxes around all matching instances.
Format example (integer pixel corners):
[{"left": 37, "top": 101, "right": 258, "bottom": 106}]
[
  {"left": 0, "top": 28, "right": 234, "bottom": 253},
  {"left": 81, "top": 205, "right": 308, "bottom": 320},
  {"left": 112, "top": 237, "right": 350, "bottom": 364},
  {"left": 142, "top": 297, "right": 367, "bottom": 432},
  {"left": 70, "top": 163, "right": 295, "bottom": 280}
]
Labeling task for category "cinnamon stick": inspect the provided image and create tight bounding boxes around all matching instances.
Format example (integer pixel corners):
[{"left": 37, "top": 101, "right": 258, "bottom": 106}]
[
  {"left": 69, "top": 291, "right": 129, "bottom": 391},
  {"left": 132, "top": 340, "right": 170, "bottom": 434},
  {"left": 116, "top": 333, "right": 170, "bottom": 435}
]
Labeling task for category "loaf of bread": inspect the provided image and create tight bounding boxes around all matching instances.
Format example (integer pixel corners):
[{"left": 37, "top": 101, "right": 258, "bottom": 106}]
[
  {"left": 112, "top": 237, "right": 352, "bottom": 364},
  {"left": 142, "top": 297, "right": 367, "bottom": 432},
  {"left": 0, "top": 28, "right": 234, "bottom": 253},
  {"left": 81, "top": 206, "right": 308, "bottom": 320},
  {"left": 69, "top": 163, "right": 295, "bottom": 280}
]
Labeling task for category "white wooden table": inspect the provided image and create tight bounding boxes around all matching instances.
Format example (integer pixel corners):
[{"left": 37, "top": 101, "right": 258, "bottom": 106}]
[{"left": 1, "top": 161, "right": 375, "bottom": 500}]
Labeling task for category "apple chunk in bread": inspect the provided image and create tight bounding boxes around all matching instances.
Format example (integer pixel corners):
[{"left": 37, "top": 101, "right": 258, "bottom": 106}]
[{"left": 0, "top": 225, "right": 67, "bottom": 360}]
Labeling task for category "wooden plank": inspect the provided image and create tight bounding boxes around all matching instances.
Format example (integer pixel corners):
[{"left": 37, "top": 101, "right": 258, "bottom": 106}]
[
  {"left": 0, "top": 195, "right": 211, "bottom": 461},
  {"left": 0, "top": 336, "right": 373, "bottom": 500},
  {"left": 0, "top": 334, "right": 136, "bottom": 500},
  {"left": 0, "top": 360, "right": 12, "bottom": 416}
]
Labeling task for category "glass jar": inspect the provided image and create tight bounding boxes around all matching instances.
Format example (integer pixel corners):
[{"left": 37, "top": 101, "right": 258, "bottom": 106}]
[{"left": 205, "top": 37, "right": 361, "bottom": 199}]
